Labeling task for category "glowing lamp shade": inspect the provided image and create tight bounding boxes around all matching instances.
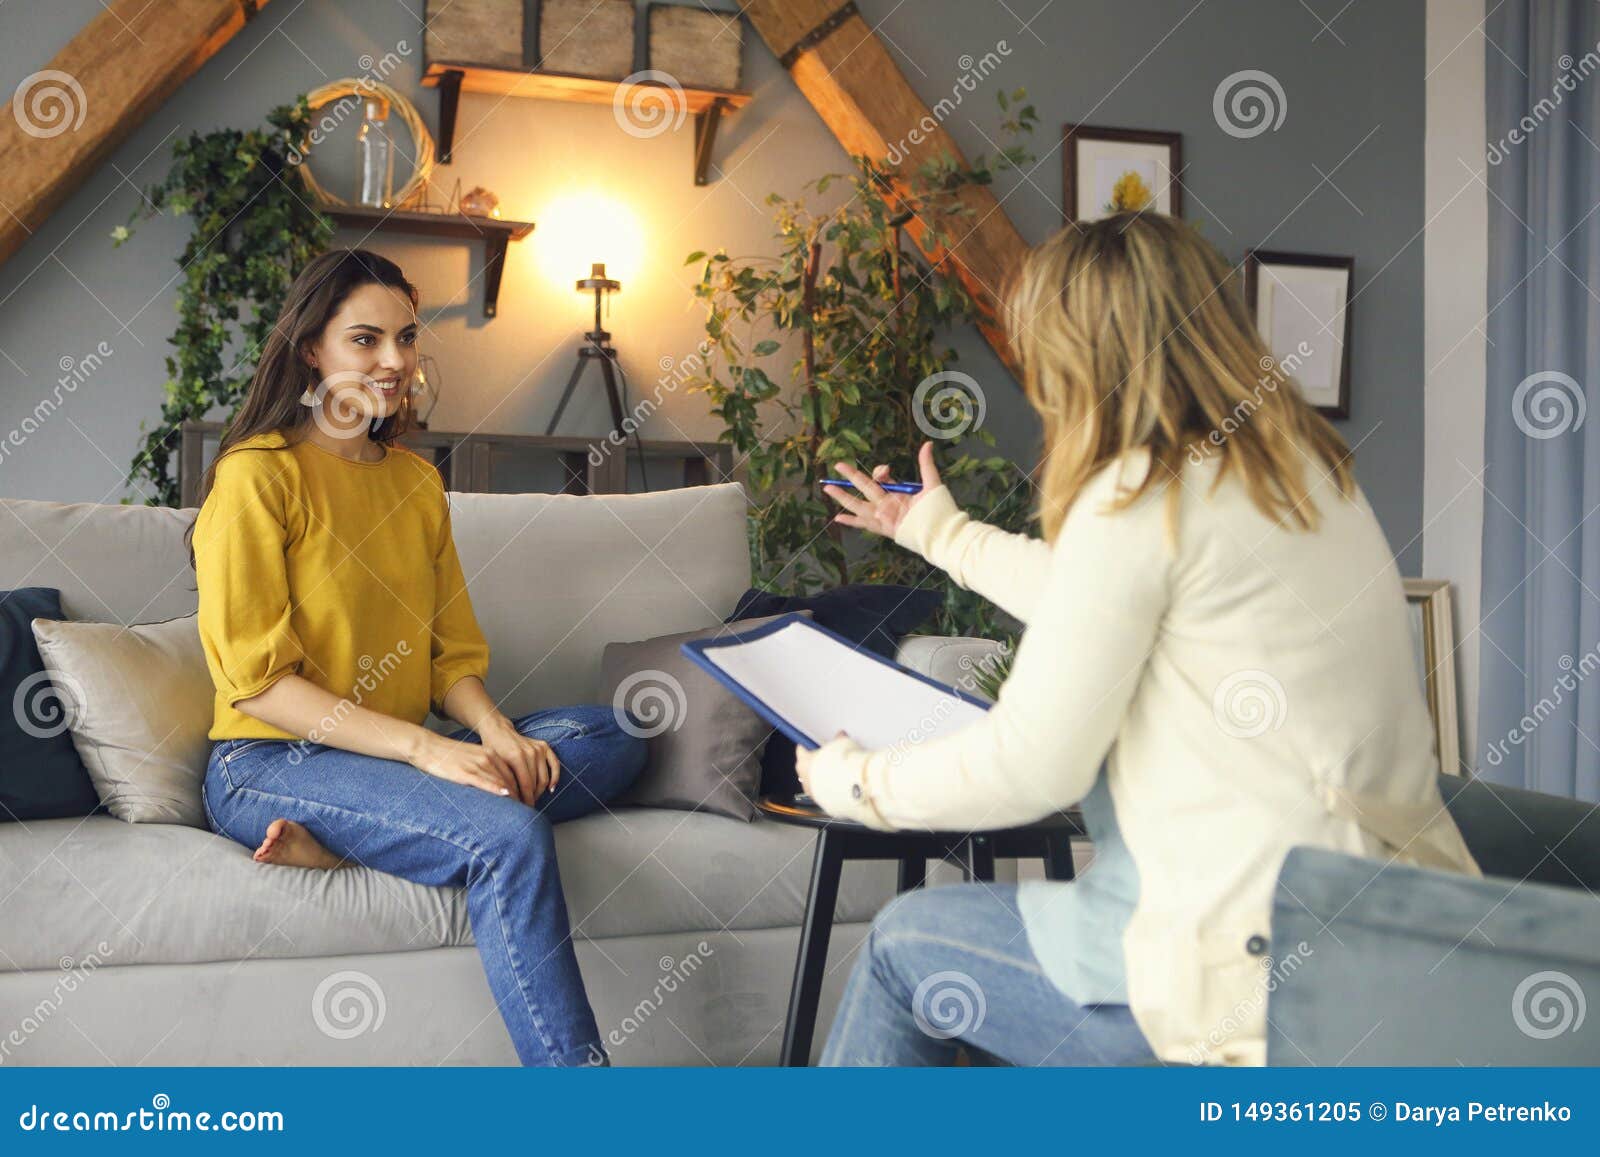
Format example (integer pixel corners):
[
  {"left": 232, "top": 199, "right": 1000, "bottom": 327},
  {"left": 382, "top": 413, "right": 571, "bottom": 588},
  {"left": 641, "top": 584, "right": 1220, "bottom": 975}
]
[{"left": 536, "top": 193, "right": 644, "bottom": 290}]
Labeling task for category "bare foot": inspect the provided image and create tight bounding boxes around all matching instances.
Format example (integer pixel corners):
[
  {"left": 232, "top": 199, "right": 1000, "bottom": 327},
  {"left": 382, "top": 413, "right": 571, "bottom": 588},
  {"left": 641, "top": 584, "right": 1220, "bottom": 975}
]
[{"left": 253, "top": 818, "right": 347, "bottom": 870}]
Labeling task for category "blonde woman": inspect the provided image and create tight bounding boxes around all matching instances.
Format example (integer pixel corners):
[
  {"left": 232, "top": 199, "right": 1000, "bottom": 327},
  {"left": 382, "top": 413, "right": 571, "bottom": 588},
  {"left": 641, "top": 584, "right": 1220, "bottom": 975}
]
[{"left": 801, "top": 212, "right": 1481, "bottom": 1066}]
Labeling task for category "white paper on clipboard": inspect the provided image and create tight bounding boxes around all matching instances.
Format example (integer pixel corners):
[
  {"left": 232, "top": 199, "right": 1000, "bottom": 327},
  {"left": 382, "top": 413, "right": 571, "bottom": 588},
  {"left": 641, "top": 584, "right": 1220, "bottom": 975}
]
[{"left": 688, "top": 617, "right": 989, "bottom": 750}]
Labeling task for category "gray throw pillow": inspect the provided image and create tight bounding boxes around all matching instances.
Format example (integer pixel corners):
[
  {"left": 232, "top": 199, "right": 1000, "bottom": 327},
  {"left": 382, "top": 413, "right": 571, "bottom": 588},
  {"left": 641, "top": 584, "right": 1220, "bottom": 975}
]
[{"left": 601, "top": 611, "right": 811, "bottom": 822}]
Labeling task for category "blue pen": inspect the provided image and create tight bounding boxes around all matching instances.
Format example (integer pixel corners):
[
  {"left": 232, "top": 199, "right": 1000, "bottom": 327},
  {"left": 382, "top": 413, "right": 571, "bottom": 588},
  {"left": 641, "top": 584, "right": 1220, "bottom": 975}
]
[{"left": 822, "top": 479, "right": 923, "bottom": 494}]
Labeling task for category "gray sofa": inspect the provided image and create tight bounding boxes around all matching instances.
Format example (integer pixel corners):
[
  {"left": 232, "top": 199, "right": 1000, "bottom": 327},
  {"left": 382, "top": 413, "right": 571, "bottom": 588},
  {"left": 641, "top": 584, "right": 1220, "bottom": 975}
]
[{"left": 0, "top": 481, "right": 989, "bottom": 1066}]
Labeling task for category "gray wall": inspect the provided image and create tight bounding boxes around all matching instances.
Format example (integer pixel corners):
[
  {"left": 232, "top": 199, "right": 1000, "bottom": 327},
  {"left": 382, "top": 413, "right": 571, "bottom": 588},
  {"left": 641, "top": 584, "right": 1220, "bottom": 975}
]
[{"left": 0, "top": 0, "right": 1425, "bottom": 570}]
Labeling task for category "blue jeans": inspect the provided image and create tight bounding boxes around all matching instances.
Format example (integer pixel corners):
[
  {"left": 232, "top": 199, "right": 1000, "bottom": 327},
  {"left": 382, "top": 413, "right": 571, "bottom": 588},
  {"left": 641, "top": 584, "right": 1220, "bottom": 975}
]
[
  {"left": 820, "top": 883, "right": 1156, "bottom": 1066},
  {"left": 201, "top": 704, "right": 647, "bottom": 1067}
]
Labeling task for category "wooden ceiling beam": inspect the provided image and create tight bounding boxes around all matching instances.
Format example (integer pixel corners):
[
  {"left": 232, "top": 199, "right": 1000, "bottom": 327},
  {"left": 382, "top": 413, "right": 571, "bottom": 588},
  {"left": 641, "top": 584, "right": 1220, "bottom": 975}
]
[
  {"left": 0, "top": 0, "right": 272, "bottom": 271},
  {"left": 740, "top": 0, "right": 1030, "bottom": 373}
]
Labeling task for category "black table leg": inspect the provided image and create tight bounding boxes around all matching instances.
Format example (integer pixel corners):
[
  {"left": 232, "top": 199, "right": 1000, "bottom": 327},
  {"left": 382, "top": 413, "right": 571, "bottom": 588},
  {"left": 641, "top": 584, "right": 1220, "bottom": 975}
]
[
  {"left": 897, "top": 854, "right": 926, "bottom": 893},
  {"left": 780, "top": 827, "right": 844, "bottom": 1066},
  {"left": 1044, "top": 832, "right": 1076, "bottom": 881},
  {"left": 961, "top": 836, "right": 997, "bottom": 882}
]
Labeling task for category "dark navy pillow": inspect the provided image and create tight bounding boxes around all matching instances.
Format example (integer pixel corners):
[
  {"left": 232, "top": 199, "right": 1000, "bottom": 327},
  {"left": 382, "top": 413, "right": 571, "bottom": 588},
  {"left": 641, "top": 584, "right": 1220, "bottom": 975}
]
[
  {"left": 0, "top": 588, "right": 101, "bottom": 821},
  {"left": 727, "top": 584, "right": 943, "bottom": 801}
]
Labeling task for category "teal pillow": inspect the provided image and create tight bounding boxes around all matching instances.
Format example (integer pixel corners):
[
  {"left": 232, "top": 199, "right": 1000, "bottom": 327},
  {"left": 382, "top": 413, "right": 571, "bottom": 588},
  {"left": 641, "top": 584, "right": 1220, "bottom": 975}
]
[{"left": 0, "top": 588, "right": 101, "bottom": 821}]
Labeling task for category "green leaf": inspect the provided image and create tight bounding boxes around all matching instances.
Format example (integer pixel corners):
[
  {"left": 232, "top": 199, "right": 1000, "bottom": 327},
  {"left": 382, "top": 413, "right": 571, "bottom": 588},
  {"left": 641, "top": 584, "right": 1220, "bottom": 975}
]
[{"left": 689, "top": 94, "right": 1037, "bottom": 625}]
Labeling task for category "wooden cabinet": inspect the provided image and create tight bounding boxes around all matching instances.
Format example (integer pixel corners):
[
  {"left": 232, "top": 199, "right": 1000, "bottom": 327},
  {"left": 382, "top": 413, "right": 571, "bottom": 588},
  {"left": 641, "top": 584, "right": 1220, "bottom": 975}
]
[{"left": 178, "top": 421, "right": 732, "bottom": 508}]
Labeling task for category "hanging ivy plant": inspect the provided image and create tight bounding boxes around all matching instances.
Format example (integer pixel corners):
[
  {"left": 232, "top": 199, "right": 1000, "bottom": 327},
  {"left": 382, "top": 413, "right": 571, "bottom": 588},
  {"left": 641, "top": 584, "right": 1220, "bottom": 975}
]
[
  {"left": 113, "top": 97, "right": 333, "bottom": 507},
  {"left": 687, "top": 90, "right": 1039, "bottom": 639}
]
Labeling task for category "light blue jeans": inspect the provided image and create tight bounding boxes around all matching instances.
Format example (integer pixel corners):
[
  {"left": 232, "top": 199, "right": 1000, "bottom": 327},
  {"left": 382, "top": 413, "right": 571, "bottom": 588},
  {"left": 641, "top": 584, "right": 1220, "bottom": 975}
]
[
  {"left": 201, "top": 704, "right": 647, "bottom": 1067},
  {"left": 821, "top": 883, "right": 1156, "bottom": 1066}
]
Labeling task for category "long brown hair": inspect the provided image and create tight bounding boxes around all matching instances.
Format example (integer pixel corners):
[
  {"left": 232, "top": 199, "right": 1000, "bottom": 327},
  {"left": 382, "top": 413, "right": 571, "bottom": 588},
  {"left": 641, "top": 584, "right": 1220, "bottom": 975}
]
[
  {"left": 1006, "top": 212, "right": 1354, "bottom": 541},
  {"left": 182, "top": 248, "right": 420, "bottom": 572}
]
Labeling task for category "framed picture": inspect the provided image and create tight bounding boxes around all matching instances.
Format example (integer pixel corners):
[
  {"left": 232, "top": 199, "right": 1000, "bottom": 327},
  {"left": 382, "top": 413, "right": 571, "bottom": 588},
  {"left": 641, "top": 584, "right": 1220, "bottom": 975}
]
[
  {"left": 1062, "top": 124, "right": 1183, "bottom": 221},
  {"left": 1404, "top": 579, "right": 1462, "bottom": 777},
  {"left": 1244, "top": 249, "right": 1354, "bottom": 419}
]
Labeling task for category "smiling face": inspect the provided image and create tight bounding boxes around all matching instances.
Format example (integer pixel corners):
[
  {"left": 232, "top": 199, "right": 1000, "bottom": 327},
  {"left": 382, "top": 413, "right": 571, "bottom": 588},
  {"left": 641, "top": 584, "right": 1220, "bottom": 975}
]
[{"left": 300, "top": 282, "right": 419, "bottom": 437}]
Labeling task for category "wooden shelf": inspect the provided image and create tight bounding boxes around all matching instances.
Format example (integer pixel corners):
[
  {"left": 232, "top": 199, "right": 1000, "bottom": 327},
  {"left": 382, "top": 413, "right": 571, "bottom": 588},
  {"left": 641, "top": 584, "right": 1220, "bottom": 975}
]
[
  {"left": 322, "top": 205, "right": 534, "bottom": 319},
  {"left": 421, "top": 61, "right": 752, "bottom": 184}
]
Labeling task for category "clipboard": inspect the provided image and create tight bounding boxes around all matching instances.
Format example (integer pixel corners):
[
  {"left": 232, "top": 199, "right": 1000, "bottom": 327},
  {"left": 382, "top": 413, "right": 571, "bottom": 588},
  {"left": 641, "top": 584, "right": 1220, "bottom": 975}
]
[{"left": 680, "top": 612, "right": 991, "bottom": 751}]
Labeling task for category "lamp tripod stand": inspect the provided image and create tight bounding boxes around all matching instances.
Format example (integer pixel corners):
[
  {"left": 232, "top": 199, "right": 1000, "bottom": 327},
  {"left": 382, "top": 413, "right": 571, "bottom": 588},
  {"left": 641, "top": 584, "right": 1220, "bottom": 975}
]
[{"left": 545, "top": 263, "right": 626, "bottom": 440}]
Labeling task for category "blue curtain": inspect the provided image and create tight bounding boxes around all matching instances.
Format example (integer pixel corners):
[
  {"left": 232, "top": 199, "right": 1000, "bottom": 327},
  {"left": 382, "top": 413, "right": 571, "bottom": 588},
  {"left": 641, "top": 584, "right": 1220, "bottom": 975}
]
[{"left": 1480, "top": 1, "right": 1600, "bottom": 801}]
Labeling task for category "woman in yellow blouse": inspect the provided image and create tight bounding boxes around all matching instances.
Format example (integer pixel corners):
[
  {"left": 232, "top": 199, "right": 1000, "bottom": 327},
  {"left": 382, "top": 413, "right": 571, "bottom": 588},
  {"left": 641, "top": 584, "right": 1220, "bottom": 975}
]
[{"left": 188, "top": 249, "right": 647, "bottom": 1067}]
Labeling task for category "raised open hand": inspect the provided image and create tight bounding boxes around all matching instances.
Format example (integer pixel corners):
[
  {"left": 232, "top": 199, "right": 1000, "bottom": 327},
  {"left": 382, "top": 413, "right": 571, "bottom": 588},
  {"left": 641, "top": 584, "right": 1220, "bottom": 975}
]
[{"left": 826, "top": 440, "right": 943, "bottom": 540}]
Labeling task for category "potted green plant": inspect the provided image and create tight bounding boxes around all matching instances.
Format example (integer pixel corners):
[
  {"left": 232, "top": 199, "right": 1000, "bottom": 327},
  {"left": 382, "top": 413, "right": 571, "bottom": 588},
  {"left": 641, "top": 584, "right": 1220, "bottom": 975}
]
[
  {"left": 113, "top": 97, "right": 333, "bottom": 507},
  {"left": 686, "top": 90, "right": 1038, "bottom": 641}
]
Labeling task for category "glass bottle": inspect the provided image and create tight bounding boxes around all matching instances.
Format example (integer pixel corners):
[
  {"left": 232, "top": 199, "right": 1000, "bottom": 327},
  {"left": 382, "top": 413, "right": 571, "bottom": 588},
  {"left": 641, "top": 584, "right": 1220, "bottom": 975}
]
[{"left": 358, "top": 96, "right": 395, "bottom": 209}]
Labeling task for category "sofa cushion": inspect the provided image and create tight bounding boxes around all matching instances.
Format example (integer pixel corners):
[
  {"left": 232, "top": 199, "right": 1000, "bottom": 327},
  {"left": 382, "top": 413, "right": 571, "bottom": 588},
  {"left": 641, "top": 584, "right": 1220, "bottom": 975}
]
[
  {"left": 0, "top": 501, "right": 201, "bottom": 627},
  {"left": 0, "top": 809, "right": 895, "bottom": 971},
  {"left": 601, "top": 612, "right": 810, "bottom": 822},
  {"left": 0, "top": 484, "right": 753, "bottom": 726},
  {"left": 31, "top": 612, "right": 213, "bottom": 827},
  {"left": 446, "top": 484, "right": 753, "bottom": 716},
  {"left": 0, "top": 587, "right": 101, "bottom": 822}
]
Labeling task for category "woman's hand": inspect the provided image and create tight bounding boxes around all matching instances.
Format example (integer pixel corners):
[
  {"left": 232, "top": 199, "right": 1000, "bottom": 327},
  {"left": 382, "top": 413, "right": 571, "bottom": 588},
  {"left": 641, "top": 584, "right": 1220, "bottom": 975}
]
[
  {"left": 795, "top": 744, "right": 818, "bottom": 798},
  {"left": 480, "top": 720, "right": 560, "bottom": 804},
  {"left": 795, "top": 731, "right": 848, "bottom": 801},
  {"left": 826, "top": 440, "right": 942, "bottom": 540},
  {"left": 409, "top": 721, "right": 559, "bottom": 805}
]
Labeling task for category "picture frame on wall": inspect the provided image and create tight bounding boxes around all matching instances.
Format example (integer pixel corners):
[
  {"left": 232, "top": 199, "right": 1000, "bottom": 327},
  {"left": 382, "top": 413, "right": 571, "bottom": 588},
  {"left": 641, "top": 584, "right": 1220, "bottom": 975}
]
[
  {"left": 1404, "top": 578, "right": 1462, "bottom": 777},
  {"left": 1062, "top": 124, "right": 1183, "bottom": 222},
  {"left": 1244, "top": 249, "right": 1354, "bottom": 419}
]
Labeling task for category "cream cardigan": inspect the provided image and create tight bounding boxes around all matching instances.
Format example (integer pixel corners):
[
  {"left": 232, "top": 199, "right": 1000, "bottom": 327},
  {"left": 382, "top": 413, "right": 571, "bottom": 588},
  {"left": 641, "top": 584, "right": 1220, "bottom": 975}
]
[{"left": 805, "top": 451, "right": 1482, "bottom": 1065}]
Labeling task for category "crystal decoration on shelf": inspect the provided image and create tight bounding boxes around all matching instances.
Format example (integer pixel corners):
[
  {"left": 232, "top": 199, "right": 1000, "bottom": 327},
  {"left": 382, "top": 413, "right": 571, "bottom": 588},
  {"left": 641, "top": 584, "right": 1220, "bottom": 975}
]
[
  {"left": 411, "top": 355, "right": 442, "bottom": 428},
  {"left": 459, "top": 186, "right": 501, "bottom": 219}
]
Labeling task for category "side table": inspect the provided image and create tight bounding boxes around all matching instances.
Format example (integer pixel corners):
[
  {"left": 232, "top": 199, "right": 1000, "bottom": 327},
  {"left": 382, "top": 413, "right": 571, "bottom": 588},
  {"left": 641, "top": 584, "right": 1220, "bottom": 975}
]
[{"left": 758, "top": 796, "right": 1085, "bottom": 1066}]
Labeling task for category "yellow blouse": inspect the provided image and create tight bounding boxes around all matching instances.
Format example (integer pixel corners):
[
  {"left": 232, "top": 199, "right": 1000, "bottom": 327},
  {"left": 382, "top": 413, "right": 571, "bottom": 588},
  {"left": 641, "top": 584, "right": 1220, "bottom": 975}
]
[{"left": 192, "top": 429, "right": 491, "bottom": 741}]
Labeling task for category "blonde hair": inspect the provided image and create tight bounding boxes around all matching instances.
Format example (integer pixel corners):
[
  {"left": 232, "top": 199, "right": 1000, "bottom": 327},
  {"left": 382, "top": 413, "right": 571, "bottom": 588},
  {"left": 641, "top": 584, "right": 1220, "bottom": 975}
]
[{"left": 1005, "top": 212, "right": 1354, "bottom": 541}]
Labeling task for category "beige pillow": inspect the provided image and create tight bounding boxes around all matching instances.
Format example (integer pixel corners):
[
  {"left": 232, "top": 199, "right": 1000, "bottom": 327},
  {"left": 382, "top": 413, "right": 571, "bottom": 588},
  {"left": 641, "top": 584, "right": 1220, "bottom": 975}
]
[{"left": 30, "top": 612, "right": 214, "bottom": 826}]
